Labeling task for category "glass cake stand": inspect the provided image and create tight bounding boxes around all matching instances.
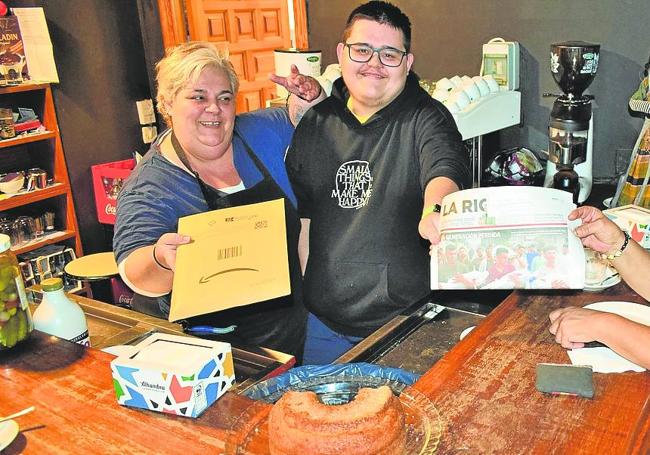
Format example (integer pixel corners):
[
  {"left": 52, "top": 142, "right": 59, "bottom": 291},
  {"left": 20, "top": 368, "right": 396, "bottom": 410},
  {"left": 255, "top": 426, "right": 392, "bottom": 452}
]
[{"left": 225, "top": 387, "right": 443, "bottom": 454}]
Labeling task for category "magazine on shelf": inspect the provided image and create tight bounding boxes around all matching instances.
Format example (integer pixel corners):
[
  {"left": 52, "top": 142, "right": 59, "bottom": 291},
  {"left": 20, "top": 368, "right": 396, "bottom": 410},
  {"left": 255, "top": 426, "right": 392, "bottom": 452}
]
[
  {"left": 431, "top": 186, "right": 584, "bottom": 290},
  {"left": 11, "top": 8, "right": 59, "bottom": 83},
  {"left": 0, "top": 15, "right": 29, "bottom": 83}
]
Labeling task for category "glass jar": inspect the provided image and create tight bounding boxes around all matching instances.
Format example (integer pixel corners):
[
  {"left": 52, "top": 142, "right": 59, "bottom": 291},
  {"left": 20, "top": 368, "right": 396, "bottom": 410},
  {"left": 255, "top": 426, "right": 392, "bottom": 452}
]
[
  {"left": 12, "top": 215, "right": 35, "bottom": 246},
  {"left": 0, "top": 233, "right": 33, "bottom": 349},
  {"left": 0, "top": 218, "right": 15, "bottom": 242}
]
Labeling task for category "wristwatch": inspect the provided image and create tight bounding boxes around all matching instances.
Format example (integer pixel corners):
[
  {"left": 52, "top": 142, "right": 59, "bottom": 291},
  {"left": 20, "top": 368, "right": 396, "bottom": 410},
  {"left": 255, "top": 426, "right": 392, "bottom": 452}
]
[
  {"left": 421, "top": 203, "right": 442, "bottom": 219},
  {"left": 600, "top": 230, "right": 631, "bottom": 260}
]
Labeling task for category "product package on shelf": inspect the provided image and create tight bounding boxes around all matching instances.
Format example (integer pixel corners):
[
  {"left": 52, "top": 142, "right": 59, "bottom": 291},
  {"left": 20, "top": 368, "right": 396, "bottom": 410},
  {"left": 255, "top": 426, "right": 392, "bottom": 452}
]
[
  {"left": 91, "top": 159, "right": 135, "bottom": 224},
  {"left": 0, "top": 15, "right": 29, "bottom": 86},
  {"left": 614, "top": 124, "right": 650, "bottom": 208},
  {"left": 18, "top": 245, "right": 82, "bottom": 293},
  {"left": 613, "top": 66, "right": 650, "bottom": 209}
]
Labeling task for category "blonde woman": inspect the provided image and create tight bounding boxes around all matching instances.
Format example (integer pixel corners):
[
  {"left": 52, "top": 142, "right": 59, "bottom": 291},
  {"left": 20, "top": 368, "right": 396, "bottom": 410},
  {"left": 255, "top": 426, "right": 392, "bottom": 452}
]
[{"left": 113, "top": 42, "right": 322, "bottom": 359}]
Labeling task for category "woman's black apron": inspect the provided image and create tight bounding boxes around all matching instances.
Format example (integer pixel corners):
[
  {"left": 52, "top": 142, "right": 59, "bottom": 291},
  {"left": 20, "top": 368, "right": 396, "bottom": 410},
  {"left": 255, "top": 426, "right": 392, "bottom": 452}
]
[{"left": 135, "top": 129, "right": 306, "bottom": 358}]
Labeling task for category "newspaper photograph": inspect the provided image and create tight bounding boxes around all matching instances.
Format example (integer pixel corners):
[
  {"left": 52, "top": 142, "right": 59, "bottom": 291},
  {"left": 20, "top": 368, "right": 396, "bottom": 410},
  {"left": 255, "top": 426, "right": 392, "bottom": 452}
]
[{"left": 431, "top": 186, "right": 585, "bottom": 290}]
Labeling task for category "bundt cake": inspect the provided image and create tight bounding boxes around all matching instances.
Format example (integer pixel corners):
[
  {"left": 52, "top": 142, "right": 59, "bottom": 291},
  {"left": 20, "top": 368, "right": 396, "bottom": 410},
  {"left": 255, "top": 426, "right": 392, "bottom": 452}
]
[{"left": 268, "top": 385, "right": 406, "bottom": 455}]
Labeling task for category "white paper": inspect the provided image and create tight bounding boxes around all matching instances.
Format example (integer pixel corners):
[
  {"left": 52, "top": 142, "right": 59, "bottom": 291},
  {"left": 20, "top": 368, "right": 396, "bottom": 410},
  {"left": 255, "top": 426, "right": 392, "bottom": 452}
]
[
  {"left": 568, "top": 347, "right": 645, "bottom": 373},
  {"left": 11, "top": 8, "right": 59, "bottom": 83}
]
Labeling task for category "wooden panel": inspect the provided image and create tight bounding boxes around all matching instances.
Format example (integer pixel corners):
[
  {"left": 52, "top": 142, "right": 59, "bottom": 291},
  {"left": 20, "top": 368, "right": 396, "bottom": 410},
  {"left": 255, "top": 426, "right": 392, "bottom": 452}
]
[
  {"left": 207, "top": 11, "right": 228, "bottom": 41},
  {"left": 171, "top": 0, "right": 293, "bottom": 112},
  {"left": 262, "top": 85, "right": 278, "bottom": 103},
  {"left": 292, "top": 0, "right": 309, "bottom": 49},
  {"left": 157, "top": 0, "right": 187, "bottom": 48},
  {"left": 260, "top": 8, "right": 281, "bottom": 38},
  {"left": 237, "top": 89, "right": 262, "bottom": 113},
  {"left": 233, "top": 9, "right": 255, "bottom": 42},
  {"left": 251, "top": 49, "right": 275, "bottom": 81},
  {"left": 229, "top": 51, "right": 246, "bottom": 80}
]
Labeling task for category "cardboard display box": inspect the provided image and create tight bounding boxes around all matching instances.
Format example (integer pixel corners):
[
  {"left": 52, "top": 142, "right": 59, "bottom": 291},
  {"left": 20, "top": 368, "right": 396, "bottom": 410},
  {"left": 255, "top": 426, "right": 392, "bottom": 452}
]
[
  {"left": 604, "top": 204, "right": 650, "bottom": 249},
  {"left": 110, "top": 333, "right": 235, "bottom": 417}
]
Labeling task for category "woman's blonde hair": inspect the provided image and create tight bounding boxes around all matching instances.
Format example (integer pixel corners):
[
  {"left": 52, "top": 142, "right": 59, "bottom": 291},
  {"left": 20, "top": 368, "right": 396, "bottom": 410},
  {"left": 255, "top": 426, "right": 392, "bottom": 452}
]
[{"left": 155, "top": 41, "right": 239, "bottom": 126}]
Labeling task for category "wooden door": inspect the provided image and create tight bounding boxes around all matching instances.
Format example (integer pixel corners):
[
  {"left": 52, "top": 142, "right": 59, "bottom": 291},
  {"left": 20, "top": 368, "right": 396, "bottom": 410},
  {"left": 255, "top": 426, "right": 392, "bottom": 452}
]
[{"left": 158, "top": 0, "right": 308, "bottom": 113}]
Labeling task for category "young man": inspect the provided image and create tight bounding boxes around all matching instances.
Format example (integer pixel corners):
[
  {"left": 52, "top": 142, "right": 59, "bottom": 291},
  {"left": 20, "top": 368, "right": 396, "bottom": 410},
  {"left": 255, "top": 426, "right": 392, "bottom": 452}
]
[{"left": 285, "top": 1, "right": 471, "bottom": 364}]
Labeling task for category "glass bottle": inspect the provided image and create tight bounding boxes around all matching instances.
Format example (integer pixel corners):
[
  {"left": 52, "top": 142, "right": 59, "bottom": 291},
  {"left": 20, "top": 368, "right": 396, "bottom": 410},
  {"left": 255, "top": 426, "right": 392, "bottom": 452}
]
[
  {"left": 13, "top": 215, "right": 35, "bottom": 246},
  {"left": 0, "top": 233, "right": 33, "bottom": 350},
  {"left": 33, "top": 277, "right": 90, "bottom": 347}
]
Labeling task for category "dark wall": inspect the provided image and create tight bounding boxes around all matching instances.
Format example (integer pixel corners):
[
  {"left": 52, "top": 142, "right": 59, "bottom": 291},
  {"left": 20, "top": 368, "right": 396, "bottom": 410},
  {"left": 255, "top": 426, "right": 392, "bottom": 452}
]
[
  {"left": 307, "top": 0, "right": 649, "bottom": 181},
  {"left": 11, "top": 0, "right": 162, "bottom": 253},
  {"left": 5, "top": 1, "right": 646, "bottom": 251}
]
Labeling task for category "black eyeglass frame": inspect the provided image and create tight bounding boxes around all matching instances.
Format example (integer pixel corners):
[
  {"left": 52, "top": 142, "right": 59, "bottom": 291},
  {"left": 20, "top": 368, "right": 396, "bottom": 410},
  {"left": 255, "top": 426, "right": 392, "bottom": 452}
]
[{"left": 343, "top": 42, "right": 408, "bottom": 67}]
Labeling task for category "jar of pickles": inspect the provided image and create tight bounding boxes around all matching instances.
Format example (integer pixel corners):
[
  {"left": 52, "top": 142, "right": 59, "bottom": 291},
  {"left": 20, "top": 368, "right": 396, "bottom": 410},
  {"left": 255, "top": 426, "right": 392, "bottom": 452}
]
[{"left": 0, "top": 233, "right": 33, "bottom": 349}]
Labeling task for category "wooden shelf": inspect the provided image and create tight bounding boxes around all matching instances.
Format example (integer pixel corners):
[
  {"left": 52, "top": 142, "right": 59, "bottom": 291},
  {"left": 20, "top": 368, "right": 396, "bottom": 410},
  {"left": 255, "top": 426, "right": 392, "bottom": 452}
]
[
  {"left": 0, "top": 183, "right": 67, "bottom": 211},
  {"left": 0, "top": 82, "right": 82, "bottom": 263},
  {"left": 0, "top": 130, "right": 56, "bottom": 148},
  {"left": 0, "top": 83, "right": 49, "bottom": 95},
  {"left": 11, "top": 230, "right": 77, "bottom": 255}
]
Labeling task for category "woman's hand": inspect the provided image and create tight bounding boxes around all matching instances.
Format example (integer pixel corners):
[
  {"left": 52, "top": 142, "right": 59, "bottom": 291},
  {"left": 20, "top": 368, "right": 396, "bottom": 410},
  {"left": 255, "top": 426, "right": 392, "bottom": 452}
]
[
  {"left": 548, "top": 306, "right": 609, "bottom": 349},
  {"left": 154, "top": 233, "right": 191, "bottom": 271},
  {"left": 568, "top": 205, "right": 625, "bottom": 254}
]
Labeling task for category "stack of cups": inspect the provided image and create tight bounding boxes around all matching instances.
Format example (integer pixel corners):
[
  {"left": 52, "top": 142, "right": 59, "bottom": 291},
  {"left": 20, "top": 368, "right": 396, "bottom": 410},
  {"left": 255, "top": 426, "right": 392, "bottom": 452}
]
[{"left": 431, "top": 74, "right": 501, "bottom": 113}]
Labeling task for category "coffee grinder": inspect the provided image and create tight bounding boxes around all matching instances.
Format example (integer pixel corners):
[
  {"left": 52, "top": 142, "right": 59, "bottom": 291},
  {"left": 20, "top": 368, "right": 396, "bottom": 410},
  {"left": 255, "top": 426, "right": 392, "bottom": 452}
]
[{"left": 544, "top": 41, "right": 600, "bottom": 203}]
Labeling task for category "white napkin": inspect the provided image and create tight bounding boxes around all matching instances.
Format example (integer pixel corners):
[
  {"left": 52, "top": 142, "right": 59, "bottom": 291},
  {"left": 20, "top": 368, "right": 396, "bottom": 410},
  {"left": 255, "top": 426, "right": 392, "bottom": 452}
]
[{"left": 567, "top": 347, "right": 645, "bottom": 373}]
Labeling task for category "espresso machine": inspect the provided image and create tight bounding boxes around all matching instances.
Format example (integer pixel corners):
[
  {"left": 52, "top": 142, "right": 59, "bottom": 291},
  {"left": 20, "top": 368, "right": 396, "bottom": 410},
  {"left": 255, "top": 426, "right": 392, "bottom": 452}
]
[{"left": 543, "top": 41, "right": 600, "bottom": 203}]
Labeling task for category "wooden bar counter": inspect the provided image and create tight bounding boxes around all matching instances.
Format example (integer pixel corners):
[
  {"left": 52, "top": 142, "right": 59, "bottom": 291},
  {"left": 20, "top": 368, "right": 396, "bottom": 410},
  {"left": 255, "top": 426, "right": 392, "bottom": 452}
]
[
  {"left": 2, "top": 282, "right": 649, "bottom": 454},
  {"left": 415, "top": 282, "right": 650, "bottom": 454}
]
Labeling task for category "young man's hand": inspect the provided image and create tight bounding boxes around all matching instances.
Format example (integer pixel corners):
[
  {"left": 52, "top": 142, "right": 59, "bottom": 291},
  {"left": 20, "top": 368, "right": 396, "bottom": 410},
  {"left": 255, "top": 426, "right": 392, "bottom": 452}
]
[{"left": 269, "top": 64, "right": 322, "bottom": 102}]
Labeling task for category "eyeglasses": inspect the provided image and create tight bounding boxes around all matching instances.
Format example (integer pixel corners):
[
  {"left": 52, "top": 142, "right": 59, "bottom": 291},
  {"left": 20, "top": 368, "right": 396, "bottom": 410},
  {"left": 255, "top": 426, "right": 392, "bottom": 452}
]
[{"left": 344, "top": 43, "right": 407, "bottom": 67}]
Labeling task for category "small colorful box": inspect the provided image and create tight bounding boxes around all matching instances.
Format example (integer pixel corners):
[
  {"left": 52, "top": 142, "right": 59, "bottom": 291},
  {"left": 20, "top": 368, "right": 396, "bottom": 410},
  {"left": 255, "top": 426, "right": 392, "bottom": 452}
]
[
  {"left": 110, "top": 333, "right": 235, "bottom": 418},
  {"left": 604, "top": 204, "right": 650, "bottom": 249}
]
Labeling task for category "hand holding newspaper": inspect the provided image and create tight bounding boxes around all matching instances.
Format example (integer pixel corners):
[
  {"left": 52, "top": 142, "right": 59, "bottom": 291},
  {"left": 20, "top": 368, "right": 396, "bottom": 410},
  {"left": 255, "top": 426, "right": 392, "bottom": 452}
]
[{"left": 431, "top": 187, "right": 585, "bottom": 290}]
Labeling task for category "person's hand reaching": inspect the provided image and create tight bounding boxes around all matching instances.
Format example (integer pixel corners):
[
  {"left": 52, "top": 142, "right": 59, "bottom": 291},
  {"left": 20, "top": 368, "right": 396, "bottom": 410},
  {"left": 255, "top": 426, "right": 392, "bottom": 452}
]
[
  {"left": 569, "top": 206, "right": 625, "bottom": 254},
  {"left": 269, "top": 64, "right": 322, "bottom": 102},
  {"left": 548, "top": 306, "right": 608, "bottom": 349}
]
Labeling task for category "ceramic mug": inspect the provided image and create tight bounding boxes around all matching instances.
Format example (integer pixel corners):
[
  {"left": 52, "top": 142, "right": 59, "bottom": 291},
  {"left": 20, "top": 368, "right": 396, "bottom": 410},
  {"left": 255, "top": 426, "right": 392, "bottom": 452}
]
[
  {"left": 483, "top": 74, "right": 500, "bottom": 93},
  {"left": 460, "top": 81, "right": 481, "bottom": 102},
  {"left": 450, "top": 75, "right": 463, "bottom": 87},
  {"left": 432, "top": 88, "right": 450, "bottom": 102},
  {"left": 448, "top": 89, "right": 471, "bottom": 110},
  {"left": 472, "top": 75, "right": 490, "bottom": 96},
  {"left": 443, "top": 99, "right": 460, "bottom": 113},
  {"left": 436, "top": 77, "right": 454, "bottom": 92}
]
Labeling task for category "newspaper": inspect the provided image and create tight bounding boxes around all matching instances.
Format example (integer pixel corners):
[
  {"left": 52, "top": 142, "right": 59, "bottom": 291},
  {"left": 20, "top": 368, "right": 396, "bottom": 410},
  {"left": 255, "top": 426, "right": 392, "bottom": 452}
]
[{"left": 431, "top": 186, "right": 584, "bottom": 290}]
